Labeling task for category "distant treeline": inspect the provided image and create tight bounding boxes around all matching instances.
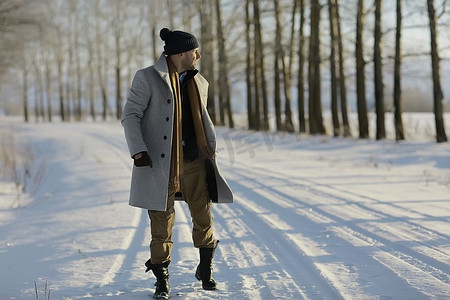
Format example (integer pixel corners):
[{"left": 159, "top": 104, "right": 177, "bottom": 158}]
[{"left": 0, "top": 0, "right": 448, "bottom": 142}]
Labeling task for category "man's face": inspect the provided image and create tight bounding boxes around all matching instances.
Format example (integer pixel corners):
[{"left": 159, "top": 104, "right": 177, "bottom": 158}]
[{"left": 180, "top": 48, "right": 201, "bottom": 71}]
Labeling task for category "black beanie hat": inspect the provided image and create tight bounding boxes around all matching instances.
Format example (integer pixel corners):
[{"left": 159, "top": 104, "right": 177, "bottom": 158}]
[{"left": 160, "top": 28, "right": 199, "bottom": 55}]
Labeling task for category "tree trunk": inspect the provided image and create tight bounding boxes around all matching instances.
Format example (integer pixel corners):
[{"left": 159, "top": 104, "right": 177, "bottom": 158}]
[
  {"left": 94, "top": 2, "right": 109, "bottom": 121},
  {"left": 66, "top": 11, "right": 74, "bottom": 121},
  {"left": 253, "top": 5, "right": 261, "bottom": 133},
  {"left": 245, "top": 0, "right": 254, "bottom": 130},
  {"left": 74, "top": 5, "right": 82, "bottom": 121},
  {"left": 34, "top": 61, "right": 45, "bottom": 122},
  {"left": 114, "top": 0, "right": 123, "bottom": 120},
  {"left": 393, "top": 0, "right": 404, "bottom": 141},
  {"left": 215, "top": 0, "right": 234, "bottom": 128},
  {"left": 281, "top": 58, "right": 295, "bottom": 132},
  {"left": 182, "top": 0, "right": 193, "bottom": 32},
  {"left": 166, "top": 0, "right": 175, "bottom": 29},
  {"left": 274, "top": 0, "right": 283, "bottom": 131},
  {"left": 34, "top": 69, "right": 40, "bottom": 122},
  {"left": 308, "top": 0, "right": 325, "bottom": 134},
  {"left": 374, "top": 0, "right": 385, "bottom": 139},
  {"left": 88, "top": 41, "right": 96, "bottom": 121},
  {"left": 281, "top": 0, "right": 297, "bottom": 133},
  {"left": 57, "top": 52, "right": 65, "bottom": 122},
  {"left": 23, "top": 68, "right": 29, "bottom": 122},
  {"left": 356, "top": 0, "right": 369, "bottom": 138},
  {"left": 115, "top": 48, "right": 122, "bottom": 120},
  {"left": 328, "top": 0, "right": 340, "bottom": 136},
  {"left": 39, "top": 66, "right": 46, "bottom": 122},
  {"left": 335, "top": 0, "right": 350, "bottom": 136},
  {"left": 151, "top": 26, "right": 158, "bottom": 63},
  {"left": 254, "top": 0, "right": 269, "bottom": 131},
  {"left": 148, "top": 1, "right": 161, "bottom": 64},
  {"left": 99, "top": 63, "right": 108, "bottom": 121},
  {"left": 199, "top": 0, "right": 217, "bottom": 125},
  {"left": 65, "top": 54, "right": 72, "bottom": 121},
  {"left": 427, "top": 0, "right": 447, "bottom": 143},
  {"left": 298, "top": 0, "right": 306, "bottom": 133},
  {"left": 45, "top": 58, "right": 52, "bottom": 122}
]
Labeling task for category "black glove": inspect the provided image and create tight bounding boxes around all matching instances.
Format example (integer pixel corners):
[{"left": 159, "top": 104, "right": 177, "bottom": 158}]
[{"left": 133, "top": 152, "right": 152, "bottom": 167}]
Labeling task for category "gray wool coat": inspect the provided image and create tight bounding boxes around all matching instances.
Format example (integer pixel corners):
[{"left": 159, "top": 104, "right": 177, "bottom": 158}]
[{"left": 121, "top": 53, "right": 233, "bottom": 211}]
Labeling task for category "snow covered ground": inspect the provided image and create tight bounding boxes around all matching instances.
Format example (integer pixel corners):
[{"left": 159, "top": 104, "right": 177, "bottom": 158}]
[{"left": 0, "top": 115, "right": 449, "bottom": 299}]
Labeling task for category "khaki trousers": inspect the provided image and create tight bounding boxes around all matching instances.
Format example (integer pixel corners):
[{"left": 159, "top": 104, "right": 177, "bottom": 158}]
[{"left": 148, "top": 158, "right": 215, "bottom": 264}]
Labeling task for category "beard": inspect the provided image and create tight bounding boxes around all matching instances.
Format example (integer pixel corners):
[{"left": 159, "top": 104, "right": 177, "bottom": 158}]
[{"left": 182, "top": 58, "right": 197, "bottom": 71}]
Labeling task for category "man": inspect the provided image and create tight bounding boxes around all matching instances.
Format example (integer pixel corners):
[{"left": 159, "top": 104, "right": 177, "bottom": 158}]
[{"left": 121, "top": 28, "right": 233, "bottom": 299}]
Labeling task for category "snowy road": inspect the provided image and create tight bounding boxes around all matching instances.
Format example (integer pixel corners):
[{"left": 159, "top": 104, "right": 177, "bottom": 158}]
[{"left": 0, "top": 120, "right": 449, "bottom": 299}]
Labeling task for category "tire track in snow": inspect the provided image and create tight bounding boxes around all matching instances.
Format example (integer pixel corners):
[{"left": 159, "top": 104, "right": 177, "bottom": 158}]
[
  {"left": 225, "top": 171, "right": 443, "bottom": 298},
  {"left": 224, "top": 163, "right": 450, "bottom": 298},
  {"left": 238, "top": 160, "right": 448, "bottom": 244},
  {"left": 212, "top": 185, "right": 343, "bottom": 299},
  {"left": 232, "top": 162, "right": 450, "bottom": 278},
  {"left": 212, "top": 204, "right": 308, "bottom": 299}
]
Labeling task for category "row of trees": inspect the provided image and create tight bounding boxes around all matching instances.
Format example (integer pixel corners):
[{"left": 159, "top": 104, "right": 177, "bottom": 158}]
[
  {"left": 245, "top": 0, "right": 448, "bottom": 142},
  {"left": 0, "top": 0, "right": 448, "bottom": 142}
]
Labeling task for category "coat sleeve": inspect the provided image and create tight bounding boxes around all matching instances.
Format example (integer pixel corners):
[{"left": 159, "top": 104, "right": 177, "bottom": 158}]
[{"left": 121, "top": 69, "right": 151, "bottom": 158}]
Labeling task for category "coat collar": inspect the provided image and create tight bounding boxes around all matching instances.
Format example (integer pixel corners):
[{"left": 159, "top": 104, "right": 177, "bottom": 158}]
[
  {"left": 154, "top": 53, "right": 171, "bottom": 88},
  {"left": 154, "top": 52, "right": 208, "bottom": 103}
]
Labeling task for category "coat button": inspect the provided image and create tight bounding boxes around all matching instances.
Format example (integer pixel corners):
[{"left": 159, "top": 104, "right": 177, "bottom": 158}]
[
  {"left": 166, "top": 117, "right": 169, "bottom": 122},
  {"left": 163, "top": 136, "right": 167, "bottom": 140},
  {"left": 161, "top": 154, "right": 165, "bottom": 158},
  {"left": 167, "top": 99, "right": 171, "bottom": 104}
]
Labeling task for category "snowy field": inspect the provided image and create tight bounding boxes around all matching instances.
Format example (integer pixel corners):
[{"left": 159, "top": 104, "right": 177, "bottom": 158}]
[{"left": 0, "top": 114, "right": 449, "bottom": 299}]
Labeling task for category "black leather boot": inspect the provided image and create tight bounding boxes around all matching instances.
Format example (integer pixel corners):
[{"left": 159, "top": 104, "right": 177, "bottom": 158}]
[
  {"left": 195, "top": 241, "right": 219, "bottom": 290},
  {"left": 145, "top": 260, "right": 170, "bottom": 299}
]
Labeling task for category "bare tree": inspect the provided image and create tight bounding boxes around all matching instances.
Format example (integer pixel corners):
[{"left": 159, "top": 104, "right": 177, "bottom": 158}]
[
  {"left": 253, "top": 0, "right": 269, "bottom": 131},
  {"left": 393, "top": 0, "right": 404, "bottom": 141},
  {"left": 245, "top": 0, "right": 255, "bottom": 130},
  {"left": 374, "top": 0, "right": 385, "bottom": 139},
  {"left": 55, "top": 28, "right": 66, "bottom": 122},
  {"left": 1, "top": 1, "right": 43, "bottom": 121},
  {"left": 427, "top": 0, "right": 447, "bottom": 142},
  {"left": 33, "top": 56, "right": 45, "bottom": 122},
  {"left": 273, "top": 0, "right": 295, "bottom": 132},
  {"left": 308, "top": 0, "right": 325, "bottom": 134},
  {"left": 22, "top": 68, "right": 28, "bottom": 122},
  {"left": 73, "top": 1, "right": 82, "bottom": 121},
  {"left": 113, "top": 0, "right": 124, "bottom": 120},
  {"left": 148, "top": 1, "right": 162, "bottom": 64},
  {"left": 252, "top": 0, "right": 261, "bottom": 131},
  {"left": 182, "top": 0, "right": 194, "bottom": 31},
  {"left": 215, "top": 0, "right": 234, "bottom": 128},
  {"left": 93, "top": 1, "right": 110, "bottom": 121},
  {"left": 281, "top": 0, "right": 297, "bottom": 133},
  {"left": 44, "top": 53, "right": 53, "bottom": 122},
  {"left": 274, "top": 0, "right": 283, "bottom": 131},
  {"left": 297, "top": 0, "right": 306, "bottom": 133},
  {"left": 199, "top": 0, "right": 217, "bottom": 124},
  {"left": 335, "top": 0, "right": 350, "bottom": 137},
  {"left": 65, "top": 1, "right": 75, "bottom": 121},
  {"left": 356, "top": 0, "right": 369, "bottom": 138},
  {"left": 43, "top": 0, "right": 67, "bottom": 122},
  {"left": 0, "top": 1, "right": 43, "bottom": 76},
  {"left": 166, "top": 0, "right": 176, "bottom": 29},
  {"left": 328, "top": 0, "right": 340, "bottom": 136},
  {"left": 87, "top": 39, "right": 96, "bottom": 121}
]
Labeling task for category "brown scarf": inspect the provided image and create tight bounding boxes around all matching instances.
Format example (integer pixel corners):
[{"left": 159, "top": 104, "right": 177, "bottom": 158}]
[{"left": 167, "top": 57, "right": 215, "bottom": 192}]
